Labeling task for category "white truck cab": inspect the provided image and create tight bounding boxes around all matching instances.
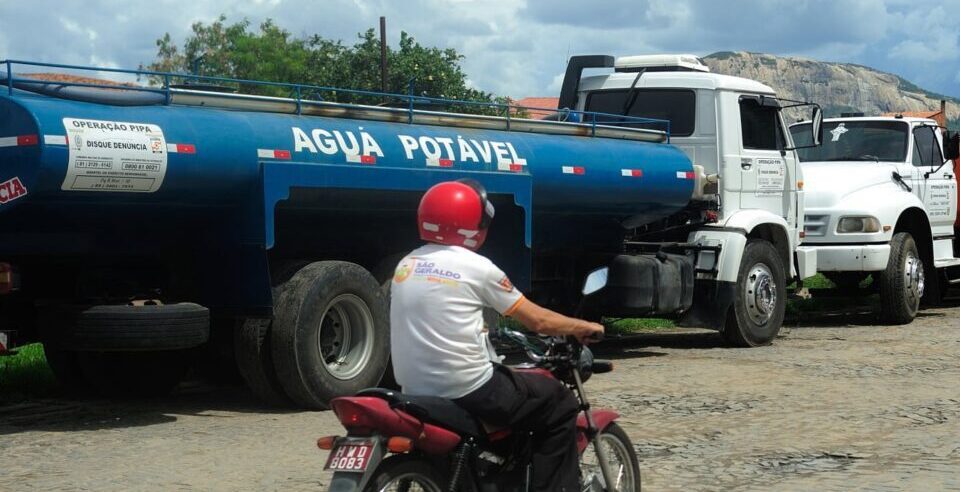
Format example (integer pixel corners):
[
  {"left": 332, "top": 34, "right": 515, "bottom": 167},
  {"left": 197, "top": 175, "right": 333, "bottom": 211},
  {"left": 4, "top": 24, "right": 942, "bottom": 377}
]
[
  {"left": 789, "top": 116, "right": 960, "bottom": 323},
  {"left": 558, "top": 54, "right": 822, "bottom": 346}
]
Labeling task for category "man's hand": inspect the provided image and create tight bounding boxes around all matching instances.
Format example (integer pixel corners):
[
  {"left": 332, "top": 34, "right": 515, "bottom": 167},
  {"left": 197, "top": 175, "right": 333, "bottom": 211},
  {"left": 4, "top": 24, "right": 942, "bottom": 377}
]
[
  {"left": 575, "top": 321, "right": 605, "bottom": 345},
  {"left": 510, "top": 298, "right": 605, "bottom": 343}
]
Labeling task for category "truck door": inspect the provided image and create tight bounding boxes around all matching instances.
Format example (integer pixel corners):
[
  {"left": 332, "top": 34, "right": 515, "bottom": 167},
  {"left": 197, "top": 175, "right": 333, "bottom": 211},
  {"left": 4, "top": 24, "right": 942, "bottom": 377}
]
[
  {"left": 911, "top": 124, "right": 957, "bottom": 239},
  {"left": 737, "top": 96, "right": 793, "bottom": 225}
]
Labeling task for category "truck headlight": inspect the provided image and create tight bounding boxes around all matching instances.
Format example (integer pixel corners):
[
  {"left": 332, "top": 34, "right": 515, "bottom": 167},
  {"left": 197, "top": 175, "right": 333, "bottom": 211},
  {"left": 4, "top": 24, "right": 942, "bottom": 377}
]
[{"left": 837, "top": 216, "right": 880, "bottom": 233}]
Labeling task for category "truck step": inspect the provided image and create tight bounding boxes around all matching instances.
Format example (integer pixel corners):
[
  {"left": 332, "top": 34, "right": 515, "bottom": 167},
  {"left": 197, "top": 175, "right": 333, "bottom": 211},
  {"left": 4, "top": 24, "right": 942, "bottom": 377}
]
[{"left": 934, "top": 258, "right": 960, "bottom": 269}]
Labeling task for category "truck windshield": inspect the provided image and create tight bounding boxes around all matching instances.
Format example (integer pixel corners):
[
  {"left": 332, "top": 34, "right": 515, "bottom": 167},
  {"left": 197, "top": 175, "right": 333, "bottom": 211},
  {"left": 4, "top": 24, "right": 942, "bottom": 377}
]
[
  {"left": 790, "top": 120, "right": 909, "bottom": 162},
  {"left": 584, "top": 89, "right": 696, "bottom": 136}
]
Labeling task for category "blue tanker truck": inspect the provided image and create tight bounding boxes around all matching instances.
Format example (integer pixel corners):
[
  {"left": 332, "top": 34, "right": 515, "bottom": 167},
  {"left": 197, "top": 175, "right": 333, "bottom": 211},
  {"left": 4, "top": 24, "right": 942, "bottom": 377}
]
[{"left": 0, "top": 56, "right": 821, "bottom": 407}]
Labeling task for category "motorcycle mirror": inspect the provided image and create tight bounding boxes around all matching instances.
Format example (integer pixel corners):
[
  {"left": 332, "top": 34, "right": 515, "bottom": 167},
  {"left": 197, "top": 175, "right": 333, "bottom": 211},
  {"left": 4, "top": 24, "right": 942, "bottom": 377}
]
[{"left": 582, "top": 267, "right": 609, "bottom": 296}]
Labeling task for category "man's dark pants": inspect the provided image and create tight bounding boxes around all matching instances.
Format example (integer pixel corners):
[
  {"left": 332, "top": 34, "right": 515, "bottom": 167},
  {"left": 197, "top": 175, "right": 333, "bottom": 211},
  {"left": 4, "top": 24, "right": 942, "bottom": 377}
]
[{"left": 454, "top": 364, "right": 580, "bottom": 491}]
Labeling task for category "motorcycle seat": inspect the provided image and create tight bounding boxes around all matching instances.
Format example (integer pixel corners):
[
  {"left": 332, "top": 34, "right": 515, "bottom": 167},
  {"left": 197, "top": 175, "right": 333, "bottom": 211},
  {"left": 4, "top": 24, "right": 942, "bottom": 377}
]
[{"left": 357, "top": 388, "right": 485, "bottom": 438}]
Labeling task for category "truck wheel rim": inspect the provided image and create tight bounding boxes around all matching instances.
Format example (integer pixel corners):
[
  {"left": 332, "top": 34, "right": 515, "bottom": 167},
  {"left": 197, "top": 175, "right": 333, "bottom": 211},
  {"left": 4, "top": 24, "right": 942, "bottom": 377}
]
[
  {"left": 905, "top": 253, "right": 925, "bottom": 301},
  {"left": 317, "top": 294, "right": 375, "bottom": 381},
  {"left": 745, "top": 263, "right": 776, "bottom": 325}
]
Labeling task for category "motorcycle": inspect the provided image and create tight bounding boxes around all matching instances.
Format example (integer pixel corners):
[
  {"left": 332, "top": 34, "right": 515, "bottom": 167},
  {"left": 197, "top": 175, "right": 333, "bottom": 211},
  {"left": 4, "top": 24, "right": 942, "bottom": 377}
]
[{"left": 318, "top": 267, "right": 640, "bottom": 491}]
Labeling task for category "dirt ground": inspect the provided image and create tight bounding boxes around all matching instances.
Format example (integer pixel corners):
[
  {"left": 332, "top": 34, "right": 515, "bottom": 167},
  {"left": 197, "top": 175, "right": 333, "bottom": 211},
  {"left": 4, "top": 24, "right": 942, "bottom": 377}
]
[{"left": 1, "top": 305, "right": 958, "bottom": 491}]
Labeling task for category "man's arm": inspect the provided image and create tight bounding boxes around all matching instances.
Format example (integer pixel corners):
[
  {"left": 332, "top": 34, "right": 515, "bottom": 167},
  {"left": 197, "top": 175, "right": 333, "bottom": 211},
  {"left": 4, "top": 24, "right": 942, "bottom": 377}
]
[{"left": 508, "top": 298, "right": 604, "bottom": 344}]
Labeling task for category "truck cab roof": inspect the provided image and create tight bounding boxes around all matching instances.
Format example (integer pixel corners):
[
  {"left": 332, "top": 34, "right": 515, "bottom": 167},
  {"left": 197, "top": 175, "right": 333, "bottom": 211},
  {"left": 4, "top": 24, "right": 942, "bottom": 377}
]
[
  {"left": 819, "top": 115, "right": 937, "bottom": 126},
  {"left": 579, "top": 69, "right": 777, "bottom": 96}
]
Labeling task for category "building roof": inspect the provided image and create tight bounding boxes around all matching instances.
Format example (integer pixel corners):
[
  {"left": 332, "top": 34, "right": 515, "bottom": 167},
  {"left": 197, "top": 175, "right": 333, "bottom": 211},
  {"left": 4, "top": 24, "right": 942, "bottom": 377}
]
[
  {"left": 514, "top": 97, "right": 559, "bottom": 119},
  {"left": 882, "top": 99, "right": 947, "bottom": 127},
  {"left": 881, "top": 110, "right": 945, "bottom": 127}
]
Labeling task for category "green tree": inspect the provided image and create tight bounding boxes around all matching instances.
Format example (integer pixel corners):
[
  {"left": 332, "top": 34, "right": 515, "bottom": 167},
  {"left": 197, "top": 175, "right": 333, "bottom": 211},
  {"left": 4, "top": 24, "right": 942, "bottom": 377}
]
[
  {"left": 145, "top": 16, "right": 311, "bottom": 97},
  {"left": 146, "top": 16, "right": 513, "bottom": 113}
]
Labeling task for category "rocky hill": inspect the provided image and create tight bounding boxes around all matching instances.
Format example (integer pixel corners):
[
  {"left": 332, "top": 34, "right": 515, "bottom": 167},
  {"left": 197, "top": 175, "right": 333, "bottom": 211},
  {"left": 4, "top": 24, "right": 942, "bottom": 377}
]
[{"left": 703, "top": 51, "right": 960, "bottom": 126}]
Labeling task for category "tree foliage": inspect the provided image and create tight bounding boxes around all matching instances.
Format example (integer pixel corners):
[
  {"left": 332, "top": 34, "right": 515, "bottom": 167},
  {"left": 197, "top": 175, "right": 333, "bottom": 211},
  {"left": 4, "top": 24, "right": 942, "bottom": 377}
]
[{"left": 146, "top": 16, "right": 510, "bottom": 112}]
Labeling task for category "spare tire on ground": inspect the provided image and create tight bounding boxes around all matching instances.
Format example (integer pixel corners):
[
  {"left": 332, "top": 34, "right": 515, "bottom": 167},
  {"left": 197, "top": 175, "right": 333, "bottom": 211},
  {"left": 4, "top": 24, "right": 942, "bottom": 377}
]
[
  {"left": 38, "top": 302, "right": 210, "bottom": 397},
  {"left": 44, "top": 303, "right": 210, "bottom": 351}
]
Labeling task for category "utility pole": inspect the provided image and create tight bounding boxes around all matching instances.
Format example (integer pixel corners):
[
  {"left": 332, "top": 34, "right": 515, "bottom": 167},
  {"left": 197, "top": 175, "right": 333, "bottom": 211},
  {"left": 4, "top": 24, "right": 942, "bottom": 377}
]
[{"left": 379, "top": 16, "right": 388, "bottom": 93}]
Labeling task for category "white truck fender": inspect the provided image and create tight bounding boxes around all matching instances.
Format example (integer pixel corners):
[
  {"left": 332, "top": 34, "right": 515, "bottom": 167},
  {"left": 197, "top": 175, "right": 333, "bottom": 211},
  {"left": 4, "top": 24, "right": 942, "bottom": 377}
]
[{"left": 711, "top": 210, "right": 796, "bottom": 281}]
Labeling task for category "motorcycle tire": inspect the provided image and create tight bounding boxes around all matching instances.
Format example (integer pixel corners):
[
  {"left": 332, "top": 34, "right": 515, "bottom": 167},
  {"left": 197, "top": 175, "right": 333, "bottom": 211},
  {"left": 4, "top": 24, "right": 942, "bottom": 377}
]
[
  {"left": 364, "top": 455, "right": 445, "bottom": 492},
  {"left": 581, "top": 422, "right": 642, "bottom": 491}
]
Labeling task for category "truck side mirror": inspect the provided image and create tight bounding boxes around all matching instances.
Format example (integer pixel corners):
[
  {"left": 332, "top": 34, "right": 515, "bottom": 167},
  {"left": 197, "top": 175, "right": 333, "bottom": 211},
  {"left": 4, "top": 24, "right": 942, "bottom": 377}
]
[
  {"left": 944, "top": 131, "right": 960, "bottom": 161},
  {"left": 811, "top": 107, "right": 823, "bottom": 147}
]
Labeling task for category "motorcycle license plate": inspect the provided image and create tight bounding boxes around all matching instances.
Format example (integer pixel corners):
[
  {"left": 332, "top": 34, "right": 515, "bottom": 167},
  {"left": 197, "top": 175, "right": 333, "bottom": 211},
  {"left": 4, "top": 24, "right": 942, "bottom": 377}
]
[{"left": 324, "top": 438, "right": 376, "bottom": 472}]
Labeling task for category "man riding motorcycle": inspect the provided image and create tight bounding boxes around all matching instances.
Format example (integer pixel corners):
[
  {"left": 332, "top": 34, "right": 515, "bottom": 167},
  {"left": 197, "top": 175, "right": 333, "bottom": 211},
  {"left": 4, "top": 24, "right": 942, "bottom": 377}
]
[{"left": 390, "top": 179, "right": 605, "bottom": 491}]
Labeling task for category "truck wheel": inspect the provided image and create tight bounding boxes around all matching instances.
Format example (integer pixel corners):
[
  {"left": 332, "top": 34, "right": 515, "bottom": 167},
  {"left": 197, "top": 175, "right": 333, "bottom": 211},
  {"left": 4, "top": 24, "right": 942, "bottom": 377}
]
[
  {"left": 234, "top": 316, "right": 291, "bottom": 406},
  {"left": 233, "top": 261, "right": 317, "bottom": 404},
  {"left": 880, "top": 232, "right": 923, "bottom": 324},
  {"left": 920, "top": 265, "right": 946, "bottom": 307},
  {"left": 723, "top": 239, "right": 786, "bottom": 347},
  {"left": 195, "top": 317, "right": 242, "bottom": 384},
  {"left": 76, "top": 350, "right": 190, "bottom": 396},
  {"left": 271, "top": 261, "right": 390, "bottom": 409}
]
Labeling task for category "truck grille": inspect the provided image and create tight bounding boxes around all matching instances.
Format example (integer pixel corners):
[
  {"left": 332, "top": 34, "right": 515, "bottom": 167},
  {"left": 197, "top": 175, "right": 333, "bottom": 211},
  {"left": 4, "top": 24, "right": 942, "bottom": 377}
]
[{"left": 804, "top": 215, "right": 829, "bottom": 236}]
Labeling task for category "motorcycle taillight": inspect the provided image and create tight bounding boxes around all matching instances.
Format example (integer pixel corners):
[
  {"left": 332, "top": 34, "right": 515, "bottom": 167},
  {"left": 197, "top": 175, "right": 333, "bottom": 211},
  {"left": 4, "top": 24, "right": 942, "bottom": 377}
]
[{"left": 331, "top": 398, "right": 377, "bottom": 429}]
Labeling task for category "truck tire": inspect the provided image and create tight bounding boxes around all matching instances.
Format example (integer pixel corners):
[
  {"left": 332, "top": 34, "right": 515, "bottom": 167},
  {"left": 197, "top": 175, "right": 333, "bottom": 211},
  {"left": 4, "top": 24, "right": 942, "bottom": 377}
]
[
  {"left": 271, "top": 261, "right": 390, "bottom": 409},
  {"left": 879, "top": 232, "right": 923, "bottom": 324},
  {"left": 195, "top": 317, "right": 241, "bottom": 384},
  {"left": 722, "top": 239, "right": 786, "bottom": 347},
  {"left": 234, "top": 317, "right": 291, "bottom": 406},
  {"left": 920, "top": 264, "right": 946, "bottom": 307},
  {"left": 372, "top": 252, "right": 407, "bottom": 391},
  {"left": 47, "top": 303, "right": 210, "bottom": 351},
  {"left": 76, "top": 350, "right": 190, "bottom": 396}
]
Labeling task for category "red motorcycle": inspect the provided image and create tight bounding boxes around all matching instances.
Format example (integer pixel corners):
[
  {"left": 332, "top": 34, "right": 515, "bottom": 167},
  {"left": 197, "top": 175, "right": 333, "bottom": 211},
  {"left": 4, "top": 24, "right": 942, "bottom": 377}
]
[{"left": 317, "top": 269, "right": 640, "bottom": 491}]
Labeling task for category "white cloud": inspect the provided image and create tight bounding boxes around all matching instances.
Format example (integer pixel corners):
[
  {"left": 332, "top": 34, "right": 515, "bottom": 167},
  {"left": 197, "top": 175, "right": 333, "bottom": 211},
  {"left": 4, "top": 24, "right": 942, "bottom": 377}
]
[{"left": 888, "top": 40, "right": 942, "bottom": 63}]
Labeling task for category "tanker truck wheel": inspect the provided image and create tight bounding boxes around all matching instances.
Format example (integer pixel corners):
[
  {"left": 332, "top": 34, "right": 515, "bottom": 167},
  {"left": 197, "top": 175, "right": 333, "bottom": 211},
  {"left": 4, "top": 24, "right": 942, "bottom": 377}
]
[
  {"left": 372, "top": 253, "right": 409, "bottom": 391},
  {"left": 234, "top": 317, "right": 291, "bottom": 406},
  {"left": 271, "top": 261, "right": 390, "bottom": 409},
  {"left": 723, "top": 239, "right": 786, "bottom": 347}
]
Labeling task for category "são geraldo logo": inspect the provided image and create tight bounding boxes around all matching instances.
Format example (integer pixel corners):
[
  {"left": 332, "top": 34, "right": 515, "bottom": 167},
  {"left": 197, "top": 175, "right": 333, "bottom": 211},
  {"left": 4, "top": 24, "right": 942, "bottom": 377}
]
[{"left": 394, "top": 259, "right": 416, "bottom": 283}]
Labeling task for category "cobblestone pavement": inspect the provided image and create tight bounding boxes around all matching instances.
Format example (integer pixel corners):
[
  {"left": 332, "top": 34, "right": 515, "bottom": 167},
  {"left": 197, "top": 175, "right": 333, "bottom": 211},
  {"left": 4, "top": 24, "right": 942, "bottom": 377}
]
[{"left": 1, "top": 307, "right": 958, "bottom": 491}]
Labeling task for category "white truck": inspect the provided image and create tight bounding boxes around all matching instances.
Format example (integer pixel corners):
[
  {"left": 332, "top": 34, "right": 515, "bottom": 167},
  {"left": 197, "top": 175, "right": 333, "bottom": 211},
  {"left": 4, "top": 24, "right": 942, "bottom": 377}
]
[
  {"left": 558, "top": 54, "right": 822, "bottom": 345},
  {"left": 789, "top": 116, "right": 960, "bottom": 323}
]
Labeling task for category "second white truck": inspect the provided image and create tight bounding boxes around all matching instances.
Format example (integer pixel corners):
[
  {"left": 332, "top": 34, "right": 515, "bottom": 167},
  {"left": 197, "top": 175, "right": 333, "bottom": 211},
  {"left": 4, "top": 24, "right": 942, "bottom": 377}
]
[
  {"left": 560, "top": 54, "right": 822, "bottom": 345},
  {"left": 790, "top": 115, "right": 960, "bottom": 323}
]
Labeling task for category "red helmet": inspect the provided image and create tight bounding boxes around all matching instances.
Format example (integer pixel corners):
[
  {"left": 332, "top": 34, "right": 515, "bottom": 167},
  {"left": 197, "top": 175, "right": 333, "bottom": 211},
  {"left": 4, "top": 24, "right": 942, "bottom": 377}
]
[{"left": 417, "top": 179, "right": 495, "bottom": 251}]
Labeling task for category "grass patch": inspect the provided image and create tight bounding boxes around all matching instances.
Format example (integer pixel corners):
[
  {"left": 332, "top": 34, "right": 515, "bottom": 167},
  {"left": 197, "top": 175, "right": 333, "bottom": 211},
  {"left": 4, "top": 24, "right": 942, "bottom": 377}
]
[
  {"left": 798, "top": 273, "right": 832, "bottom": 290},
  {"left": 605, "top": 317, "right": 676, "bottom": 334},
  {"left": 0, "top": 343, "right": 58, "bottom": 401}
]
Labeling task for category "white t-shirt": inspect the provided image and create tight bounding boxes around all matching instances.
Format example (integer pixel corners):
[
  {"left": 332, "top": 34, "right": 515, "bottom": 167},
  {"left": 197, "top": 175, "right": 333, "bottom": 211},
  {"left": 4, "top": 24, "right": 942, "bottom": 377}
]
[{"left": 390, "top": 244, "right": 525, "bottom": 399}]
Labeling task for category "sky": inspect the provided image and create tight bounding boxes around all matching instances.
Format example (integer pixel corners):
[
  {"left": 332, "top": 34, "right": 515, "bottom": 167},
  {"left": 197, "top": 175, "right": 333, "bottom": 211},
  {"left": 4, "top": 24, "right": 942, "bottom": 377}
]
[{"left": 1, "top": 0, "right": 959, "bottom": 100}]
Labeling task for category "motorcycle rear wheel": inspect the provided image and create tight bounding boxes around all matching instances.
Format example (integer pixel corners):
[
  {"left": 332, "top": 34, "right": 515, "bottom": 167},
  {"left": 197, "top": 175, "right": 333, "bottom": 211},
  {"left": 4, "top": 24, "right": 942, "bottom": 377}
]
[
  {"left": 365, "top": 455, "right": 445, "bottom": 492},
  {"left": 580, "top": 422, "right": 642, "bottom": 491}
]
